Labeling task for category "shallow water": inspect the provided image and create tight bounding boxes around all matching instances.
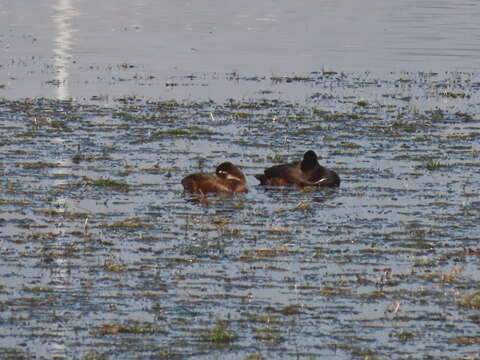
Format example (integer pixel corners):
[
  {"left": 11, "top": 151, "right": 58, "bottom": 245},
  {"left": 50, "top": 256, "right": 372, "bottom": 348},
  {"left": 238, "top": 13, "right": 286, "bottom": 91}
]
[
  {"left": 2, "top": 0, "right": 480, "bottom": 101},
  {"left": 1, "top": 72, "right": 480, "bottom": 359},
  {"left": 1, "top": 1, "right": 480, "bottom": 359}
]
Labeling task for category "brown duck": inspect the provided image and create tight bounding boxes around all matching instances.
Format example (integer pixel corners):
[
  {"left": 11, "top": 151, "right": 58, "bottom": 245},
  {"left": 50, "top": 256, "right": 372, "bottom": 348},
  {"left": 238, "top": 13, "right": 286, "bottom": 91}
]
[{"left": 182, "top": 162, "right": 248, "bottom": 195}]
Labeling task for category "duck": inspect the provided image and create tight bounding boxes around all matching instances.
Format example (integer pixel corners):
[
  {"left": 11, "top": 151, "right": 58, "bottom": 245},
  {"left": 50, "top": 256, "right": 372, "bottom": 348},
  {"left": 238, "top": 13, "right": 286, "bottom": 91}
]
[
  {"left": 255, "top": 150, "right": 340, "bottom": 187},
  {"left": 182, "top": 162, "right": 248, "bottom": 195}
]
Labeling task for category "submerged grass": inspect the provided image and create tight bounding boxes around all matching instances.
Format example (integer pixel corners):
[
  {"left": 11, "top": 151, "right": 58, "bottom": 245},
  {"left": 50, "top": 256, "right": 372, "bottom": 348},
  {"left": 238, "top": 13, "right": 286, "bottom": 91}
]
[
  {"left": 97, "top": 321, "right": 166, "bottom": 335},
  {"left": 459, "top": 289, "right": 480, "bottom": 309},
  {"left": 83, "top": 177, "right": 130, "bottom": 192},
  {"left": 425, "top": 160, "right": 442, "bottom": 171},
  {"left": 2, "top": 73, "right": 480, "bottom": 360},
  {"left": 203, "top": 319, "right": 236, "bottom": 344}
]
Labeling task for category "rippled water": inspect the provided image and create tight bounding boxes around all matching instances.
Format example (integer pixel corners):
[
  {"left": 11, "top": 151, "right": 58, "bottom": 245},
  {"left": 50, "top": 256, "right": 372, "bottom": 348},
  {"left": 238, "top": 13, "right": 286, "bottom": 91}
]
[
  {"left": 2, "top": 0, "right": 480, "bottom": 100},
  {"left": 1, "top": 1, "right": 480, "bottom": 359},
  {"left": 1, "top": 72, "right": 480, "bottom": 359}
]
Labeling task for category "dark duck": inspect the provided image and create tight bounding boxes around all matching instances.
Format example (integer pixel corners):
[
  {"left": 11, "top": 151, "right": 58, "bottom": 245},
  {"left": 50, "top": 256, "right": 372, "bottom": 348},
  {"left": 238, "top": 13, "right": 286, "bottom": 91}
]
[
  {"left": 182, "top": 162, "right": 248, "bottom": 195},
  {"left": 255, "top": 150, "right": 340, "bottom": 188}
]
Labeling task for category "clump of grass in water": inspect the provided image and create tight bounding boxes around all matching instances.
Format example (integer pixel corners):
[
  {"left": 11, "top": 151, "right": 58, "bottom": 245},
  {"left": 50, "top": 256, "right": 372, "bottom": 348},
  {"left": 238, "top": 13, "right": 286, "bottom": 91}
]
[
  {"left": 154, "top": 349, "right": 182, "bottom": 360},
  {"left": 391, "top": 121, "right": 419, "bottom": 133},
  {"left": 391, "top": 331, "right": 415, "bottom": 342},
  {"left": 267, "top": 153, "right": 287, "bottom": 163},
  {"left": 103, "top": 259, "right": 126, "bottom": 273},
  {"left": 425, "top": 160, "right": 441, "bottom": 171},
  {"left": 340, "top": 141, "right": 361, "bottom": 149},
  {"left": 96, "top": 320, "right": 166, "bottom": 335},
  {"left": 83, "top": 350, "right": 109, "bottom": 360},
  {"left": 292, "top": 200, "right": 311, "bottom": 211},
  {"left": 203, "top": 319, "right": 235, "bottom": 344},
  {"left": 22, "top": 161, "right": 59, "bottom": 169},
  {"left": 281, "top": 304, "right": 301, "bottom": 315},
  {"left": 459, "top": 289, "right": 480, "bottom": 309},
  {"left": 107, "top": 216, "right": 149, "bottom": 230},
  {"left": 83, "top": 177, "right": 130, "bottom": 192}
]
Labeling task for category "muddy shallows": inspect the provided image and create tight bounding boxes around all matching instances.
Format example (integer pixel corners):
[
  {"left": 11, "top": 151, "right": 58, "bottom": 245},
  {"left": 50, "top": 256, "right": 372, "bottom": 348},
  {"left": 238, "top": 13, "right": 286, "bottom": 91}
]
[{"left": 0, "top": 72, "right": 479, "bottom": 359}]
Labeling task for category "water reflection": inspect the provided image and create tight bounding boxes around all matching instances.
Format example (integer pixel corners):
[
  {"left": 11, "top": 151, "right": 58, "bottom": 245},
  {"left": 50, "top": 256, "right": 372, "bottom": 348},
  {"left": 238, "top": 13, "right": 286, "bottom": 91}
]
[{"left": 52, "top": 0, "right": 77, "bottom": 99}]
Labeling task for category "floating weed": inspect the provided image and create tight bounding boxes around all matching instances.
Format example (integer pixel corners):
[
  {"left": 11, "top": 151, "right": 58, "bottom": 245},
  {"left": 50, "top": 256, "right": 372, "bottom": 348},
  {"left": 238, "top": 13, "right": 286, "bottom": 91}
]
[
  {"left": 22, "top": 161, "right": 59, "bottom": 170},
  {"left": 103, "top": 259, "right": 126, "bottom": 273},
  {"left": 320, "top": 285, "right": 352, "bottom": 297},
  {"left": 239, "top": 245, "right": 302, "bottom": 261},
  {"left": 154, "top": 129, "right": 190, "bottom": 137},
  {"left": 141, "top": 164, "right": 176, "bottom": 174},
  {"left": 399, "top": 239, "right": 434, "bottom": 250},
  {"left": 106, "top": 216, "right": 149, "bottom": 230},
  {"left": 96, "top": 320, "right": 166, "bottom": 335},
  {"left": 349, "top": 347, "right": 380, "bottom": 359},
  {"left": 391, "top": 121, "right": 420, "bottom": 133},
  {"left": 441, "top": 91, "right": 468, "bottom": 99},
  {"left": 83, "top": 350, "right": 109, "bottom": 360},
  {"left": 280, "top": 304, "right": 301, "bottom": 316},
  {"left": 262, "top": 226, "right": 289, "bottom": 234},
  {"left": 211, "top": 217, "right": 231, "bottom": 227},
  {"left": 458, "top": 289, "right": 480, "bottom": 310},
  {"left": 340, "top": 141, "right": 361, "bottom": 149},
  {"left": 441, "top": 266, "right": 464, "bottom": 282},
  {"left": 83, "top": 177, "right": 130, "bottom": 192},
  {"left": 420, "top": 266, "right": 464, "bottom": 283},
  {"left": 203, "top": 319, "right": 236, "bottom": 344},
  {"left": 448, "top": 336, "right": 480, "bottom": 345},
  {"left": 23, "top": 286, "right": 54, "bottom": 292},
  {"left": 266, "top": 153, "right": 288, "bottom": 163},
  {"left": 447, "top": 131, "right": 480, "bottom": 140},
  {"left": 292, "top": 199, "right": 312, "bottom": 211},
  {"left": 413, "top": 257, "right": 437, "bottom": 267},
  {"left": 0, "top": 199, "right": 31, "bottom": 206},
  {"left": 243, "top": 353, "right": 263, "bottom": 360},
  {"left": 154, "top": 349, "right": 182, "bottom": 359},
  {"left": 0, "top": 348, "right": 32, "bottom": 360},
  {"left": 391, "top": 331, "right": 415, "bottom": 342},
  {"left": 425, "top": 160, "right": 442, "bottom": 171},
  {"left": 356, "top": 100, "right": 368, "bottom": 107},
  {"left": 247, "top": 313, "right": 279, "bottom": 324},
  {"left": 153, "top": 126, "right": 214, "bottom": 139}
]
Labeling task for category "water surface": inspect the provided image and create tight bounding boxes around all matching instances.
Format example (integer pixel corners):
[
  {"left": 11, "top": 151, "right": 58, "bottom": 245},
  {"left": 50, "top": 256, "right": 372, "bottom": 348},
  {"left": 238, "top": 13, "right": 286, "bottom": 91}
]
[{"left": 1, "top": 1, "right": 480, "bottom": 359}]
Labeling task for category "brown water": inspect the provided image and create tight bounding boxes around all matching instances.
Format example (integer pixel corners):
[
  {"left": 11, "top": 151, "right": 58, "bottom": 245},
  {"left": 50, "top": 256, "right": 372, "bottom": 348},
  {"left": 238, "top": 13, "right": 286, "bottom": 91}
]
[{"left": 1, "top": 1, "right": 480, "bottom": 359}]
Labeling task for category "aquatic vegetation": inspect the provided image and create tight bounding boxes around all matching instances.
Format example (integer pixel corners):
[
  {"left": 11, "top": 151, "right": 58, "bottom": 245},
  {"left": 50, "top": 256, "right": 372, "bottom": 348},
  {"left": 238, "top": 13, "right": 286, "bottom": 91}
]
[
  {"left": 203, "top": 319, "right": 236, "bottom": 344},
  {"left": 103, "top": 259, "right": 127, "bottom": 273},
  {"left": 292, "top": 199, "right": 312, "bottom": 211},
  {"left": 1, "top": 71, "right": 480, "bottom": 359},
  {"left": 83, "top": 351, "right": 110, "bottom": 360},
  {"left": 106, "top": 216, "right": 150, "bottom": 230},
  {"left": 280, "top": 304, "right": 301, "bottom": 315},
  {"left": 153, "top": 349, "right": 182, "bottom": 359},
  {"left": 425, "top": 160, "right": 442, "bottom": 171},
  {"left": 340, "top": 141, "right": 361, "bottom": 148},
  {"left": 459, "top": 289, "right": 480, "bottom": 310},
  {"left": 448, "top": 336, "right": 480, "bottom": 345},
  {"left": 391, "top": 331, "right": 415, "bottom": 342},
  {"left": 83, "top": 177, "right": 130, "bottom": 192},
  {"left": 97, "top": 321, "right": 166, "bottom": 335},
  {"left": 22, "top": 161, "right": 59, "bottom": 169}
]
